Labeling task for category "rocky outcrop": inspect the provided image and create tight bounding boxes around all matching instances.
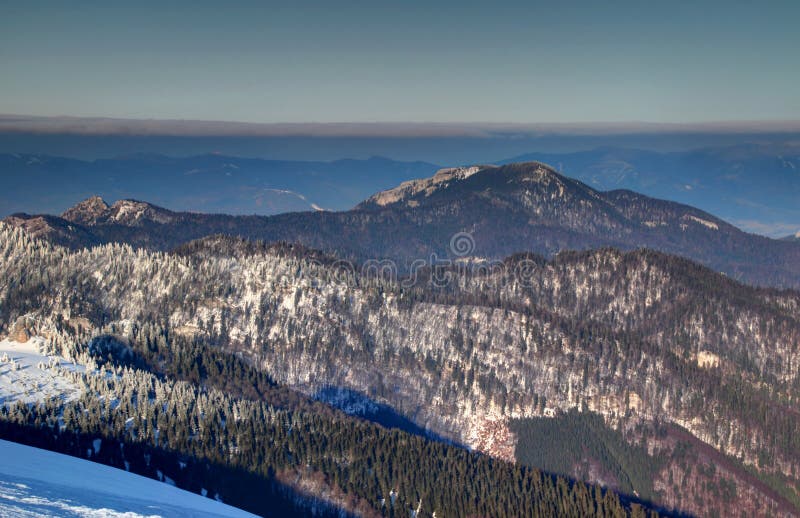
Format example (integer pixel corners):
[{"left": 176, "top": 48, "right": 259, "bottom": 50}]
[
  {"left": 61, "top": 196, "right": 177, "bottom": 227},
  {"left": 61, "top": 196, "right": 109, "bottom": 225}
]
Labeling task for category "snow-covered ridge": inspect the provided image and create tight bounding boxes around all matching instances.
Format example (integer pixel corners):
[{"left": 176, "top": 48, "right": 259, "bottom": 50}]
[
  {"left": 365, "top": 165, "right": 495, "bottom": 207},
  {"left": 363, "top": 162, "right": 574, "bottom": 208},
  {"left": 0, "top": 439, "right": 256, "bottom": 517}
]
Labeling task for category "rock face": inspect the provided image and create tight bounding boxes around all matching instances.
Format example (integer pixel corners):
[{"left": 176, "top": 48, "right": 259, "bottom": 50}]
[
  {"left": 9, "top": 321, "right": 30, "bottom": 343},
  {"left": 62, "top": 197, "right": 177, "bottom": 227},
  {"left": 4, "top": 215, "right": 60, "bottom": 239},
  {"left": 61, "top": 196, "right": 109, "bottom": 226},
  {"left": 2, "top": 214, "right": 100, "bottom": 249}
]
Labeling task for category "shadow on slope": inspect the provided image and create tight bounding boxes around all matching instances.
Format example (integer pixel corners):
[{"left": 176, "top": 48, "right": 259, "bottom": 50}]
[{"left": 312, "top": 386, "right": 461, "bottom": 446}]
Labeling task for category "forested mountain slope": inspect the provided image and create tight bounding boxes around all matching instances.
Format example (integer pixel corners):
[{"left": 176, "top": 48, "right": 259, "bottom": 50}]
[
  {"left": 1, "top": 224, "right": 798, "bottom": 516},
  {"left": 0, "top": 224, "right": 673, "bottom": 518}
]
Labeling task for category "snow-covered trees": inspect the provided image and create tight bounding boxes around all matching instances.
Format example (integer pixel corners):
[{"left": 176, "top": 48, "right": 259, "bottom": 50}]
[{"left": 1, "top": 223, "right": 800, "bottom": 515}]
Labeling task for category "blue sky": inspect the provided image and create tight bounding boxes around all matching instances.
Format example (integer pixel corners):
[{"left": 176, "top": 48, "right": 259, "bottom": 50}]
[{"left": 1, "top": 1, "right": 798, "bottom": 123}]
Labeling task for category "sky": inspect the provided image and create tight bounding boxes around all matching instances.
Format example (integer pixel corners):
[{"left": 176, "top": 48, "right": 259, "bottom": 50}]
[{"left": 1, "top": 1, "right": 799, "bottom": 124}]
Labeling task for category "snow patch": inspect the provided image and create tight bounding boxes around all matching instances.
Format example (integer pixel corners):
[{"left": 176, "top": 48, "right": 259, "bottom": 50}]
[
  {"left": 695, "top": 350, "right": 720, "bottom": 368},
  {"left": 0, "top": 439, "right": 256, "bottom": 517},
  {"left": 642, "top": 220, "right": 666, "bottom": 228},
  {"left": 0, "top": 337, "right": 83, "bottom": 405},
  {"left": 367, "top": 165, "right": 496, "bottom": 206},
  {"left": 682, "top": 214, "right": 719, "bottom": 230}
]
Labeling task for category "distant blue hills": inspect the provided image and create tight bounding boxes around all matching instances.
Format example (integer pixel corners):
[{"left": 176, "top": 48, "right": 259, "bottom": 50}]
[
  {"left": 0, "top": 153, "right": 439, "bottom": 217},
  {"left": 2, "top": 142, "right": 799, "bottom": 238},
  {"left": 501, "top": 143, "right": 800, "bottom": 238}
]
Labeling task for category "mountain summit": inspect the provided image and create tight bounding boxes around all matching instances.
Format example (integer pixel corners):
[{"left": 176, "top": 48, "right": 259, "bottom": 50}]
[
  {"left": 360, "top": 162, "right": 580, "bottom": 209},
  {"left": 62, "top": 197, "right": 177, "bottom": 227},
  {"left": 61, "top": 195, "right": 109, "bottom": 225},
  {"left": 5, "top": 161, "right": 800, "bottom": 289},
  {"left": 362, "top": 165, "right": 496, "bottom": 207},
  {"left": 360, "top": 161, "right": 735, "bottom": 241}
]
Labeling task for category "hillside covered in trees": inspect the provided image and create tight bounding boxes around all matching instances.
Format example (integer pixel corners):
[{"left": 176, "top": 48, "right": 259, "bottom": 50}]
[{"left": 1, "top": 223, "right": 799, "bottom": 515}]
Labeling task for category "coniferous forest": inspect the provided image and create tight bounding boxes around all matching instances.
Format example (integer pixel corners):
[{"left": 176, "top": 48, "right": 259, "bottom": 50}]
[
  {"left": 0, "top": 320, "right": 665, "bottom": 517},
  {"left": 2, "top": 160, "right": 800, "bottom": 517}
]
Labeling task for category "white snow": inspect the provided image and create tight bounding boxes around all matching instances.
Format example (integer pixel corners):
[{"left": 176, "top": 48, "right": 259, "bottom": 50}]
[
  {"left": 263, "top": 188, "right": 307, "bottom": 201},
  {"left": 435, "top": 165, "right": 483, "bottom": 180},
  {"left": 261, "top": 188, "right": 325, "bottom": 210},
  {"left": 0, "top": 338, "right": 82, "bottom": 405},
  {"left": 0, "top": 439, "right": 257, "bottom": 517},
  {"left": 683, "top": 214, "right": 719, "bottom": 230},
  {"left": 642, "top": 220, "right": 666, "bottom": 228},
  {"left": 368, "top": 165, "right": 495, "bottom": 206}
]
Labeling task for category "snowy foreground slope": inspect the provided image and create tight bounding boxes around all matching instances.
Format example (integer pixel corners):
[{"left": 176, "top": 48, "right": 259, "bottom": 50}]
[
  {"left": 0, "top": 337, "right": 82, "bottom": 405},
  {"left": 0, "top": 439, "right": 257, "bottom": 518}
]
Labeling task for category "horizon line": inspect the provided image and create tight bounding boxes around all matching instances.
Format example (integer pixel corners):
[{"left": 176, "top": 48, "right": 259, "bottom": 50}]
[{"left": 2, "top": 114, "right": 800, "bottom": 138}]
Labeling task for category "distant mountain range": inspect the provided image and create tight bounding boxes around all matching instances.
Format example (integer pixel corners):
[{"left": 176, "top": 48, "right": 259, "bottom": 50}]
[
  {"left": 503, "top": 143, "right": 800, "bottom": 237},
  {"left": 0, "top": 153, "right": 439, "bottom": 216},
  {"left": 7, "top": 161, "right": 800, "bottom": 289},
  {"left": 2, "top": 142, "right": 799, "bottom": 238}
]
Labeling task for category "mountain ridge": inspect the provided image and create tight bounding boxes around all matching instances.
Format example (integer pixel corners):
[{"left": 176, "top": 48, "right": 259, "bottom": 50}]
[
  {"left": 4, "top": 142, "right": 800, "bottom": 236},
  {"left": 6, "top": 160, "right": 800, "bottom": 289},
  {"left": 501, "top": 144, "right": 800, "bottom": 237},
  {"left": 0, "top": 152, "right": 440, "bottom": 217}
]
